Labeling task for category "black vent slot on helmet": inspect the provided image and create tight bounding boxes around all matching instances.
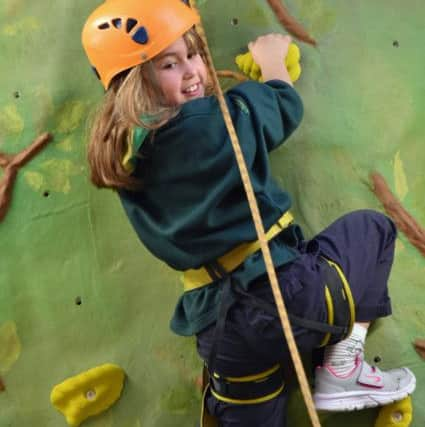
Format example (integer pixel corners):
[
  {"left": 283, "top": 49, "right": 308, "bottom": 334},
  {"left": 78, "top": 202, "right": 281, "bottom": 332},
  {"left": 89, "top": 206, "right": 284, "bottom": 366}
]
[
  {"left": 98, "top": 22, "right": 110, "bottom": 30},
  {"left": 126, "top": 18, "right": 138, "bottom": 33},
  {"left": 132, "top": 27, "right": 148, "bottom": 44},
  {"left": 112, "top": 18, "right": 122, "bottom": 29}
]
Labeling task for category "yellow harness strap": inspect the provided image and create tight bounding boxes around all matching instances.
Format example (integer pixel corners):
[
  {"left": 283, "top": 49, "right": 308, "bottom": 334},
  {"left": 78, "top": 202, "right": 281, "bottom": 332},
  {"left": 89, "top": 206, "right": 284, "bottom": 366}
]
[
  {"left": 182, "top": 211, "right": 294, "bottom": 291},
  {"left": 210, "top": 364, "right": 285, "bottom": 405}
]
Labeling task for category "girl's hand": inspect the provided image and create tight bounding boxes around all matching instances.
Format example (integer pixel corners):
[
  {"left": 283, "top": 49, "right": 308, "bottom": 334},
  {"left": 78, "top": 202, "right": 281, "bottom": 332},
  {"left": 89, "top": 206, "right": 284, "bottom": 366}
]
[{"left": 248, "top": 33, "right": 293, "bottom": 85}]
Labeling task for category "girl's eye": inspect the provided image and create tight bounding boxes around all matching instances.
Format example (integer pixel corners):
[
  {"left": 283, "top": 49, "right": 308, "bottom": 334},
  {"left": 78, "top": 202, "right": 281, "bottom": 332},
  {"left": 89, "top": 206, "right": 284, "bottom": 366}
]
[
  {"left": 163, "top": 62, "right": 176, "bottom": 69},
  {"left": 187, "top": 52, "right": 197, "bottom": 59}
]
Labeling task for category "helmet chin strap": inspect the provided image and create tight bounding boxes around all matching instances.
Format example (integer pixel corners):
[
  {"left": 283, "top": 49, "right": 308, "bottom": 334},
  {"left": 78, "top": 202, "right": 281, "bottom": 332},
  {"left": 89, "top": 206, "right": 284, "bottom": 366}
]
[{"left": 188, "top": 1, "right": 321, "bottom": 426}]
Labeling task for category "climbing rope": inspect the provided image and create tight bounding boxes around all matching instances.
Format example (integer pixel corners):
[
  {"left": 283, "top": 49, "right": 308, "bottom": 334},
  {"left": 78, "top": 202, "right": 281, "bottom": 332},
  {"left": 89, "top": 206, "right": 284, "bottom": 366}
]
[{"left": 189, "top": 1, "right": 322, "bottom": 426}]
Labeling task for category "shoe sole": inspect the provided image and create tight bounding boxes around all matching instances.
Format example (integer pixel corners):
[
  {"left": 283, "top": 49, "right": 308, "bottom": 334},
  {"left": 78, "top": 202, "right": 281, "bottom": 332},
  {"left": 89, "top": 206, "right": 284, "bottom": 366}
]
[{"left": 314, "top": 369, "right": 416, "bottom": 412}]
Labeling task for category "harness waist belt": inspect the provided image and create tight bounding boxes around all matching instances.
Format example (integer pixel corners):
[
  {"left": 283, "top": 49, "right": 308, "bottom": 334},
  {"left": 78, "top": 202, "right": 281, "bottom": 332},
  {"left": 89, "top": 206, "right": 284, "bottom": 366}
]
[{"left": 183, "top": 211, "right": 294, "bottom": 291}]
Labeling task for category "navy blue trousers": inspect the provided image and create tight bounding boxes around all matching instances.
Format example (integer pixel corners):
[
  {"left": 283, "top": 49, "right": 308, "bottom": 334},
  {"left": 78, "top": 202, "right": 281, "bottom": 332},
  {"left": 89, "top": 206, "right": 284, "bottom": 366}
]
[{"left": 196, "top": 210, "right": 396, "bottom": 426}]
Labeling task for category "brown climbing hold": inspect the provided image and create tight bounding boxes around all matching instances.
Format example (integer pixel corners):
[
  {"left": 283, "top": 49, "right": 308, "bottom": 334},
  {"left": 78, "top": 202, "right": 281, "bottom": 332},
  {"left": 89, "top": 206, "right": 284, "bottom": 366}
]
[
  {"left": 413, "top": 339, "right": 425, "bottom": 360},
  {"left": 0, "top": 132, "right": 52, "bottom": 222},
  {"left": 266, "top": 0, "right": 317, "bottom": 46},
  {"left": 370, "top": 172, "right": 425, "bottom": 257},
  {"left": 0, "top": 377, "right": 5, "bottom": 392}
]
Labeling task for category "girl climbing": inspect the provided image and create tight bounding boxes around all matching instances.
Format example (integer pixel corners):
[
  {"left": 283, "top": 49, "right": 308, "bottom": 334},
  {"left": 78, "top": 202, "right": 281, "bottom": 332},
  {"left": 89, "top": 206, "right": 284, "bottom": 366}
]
[{"left": 81, "top": 0, "right": 416, "bottom": 425}]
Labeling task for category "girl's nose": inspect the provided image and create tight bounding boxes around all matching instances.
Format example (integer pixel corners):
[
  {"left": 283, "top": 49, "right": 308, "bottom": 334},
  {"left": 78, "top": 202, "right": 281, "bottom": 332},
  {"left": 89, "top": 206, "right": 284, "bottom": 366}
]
[{"left": 183, "top": 60, "right": 195, "bottom": 78}]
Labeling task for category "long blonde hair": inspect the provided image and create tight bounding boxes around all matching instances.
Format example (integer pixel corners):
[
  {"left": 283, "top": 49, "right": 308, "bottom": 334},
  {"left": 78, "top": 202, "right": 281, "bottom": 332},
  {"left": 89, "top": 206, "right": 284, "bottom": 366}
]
[{"left": 87, "top": 29, "right": 211, "bottom": 190}]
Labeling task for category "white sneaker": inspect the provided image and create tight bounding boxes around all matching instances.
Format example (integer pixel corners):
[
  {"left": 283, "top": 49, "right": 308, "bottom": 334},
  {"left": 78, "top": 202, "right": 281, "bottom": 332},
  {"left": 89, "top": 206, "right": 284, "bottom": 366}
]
[{"left": 313, "top": 357, "right": 416, "bottom": 411}]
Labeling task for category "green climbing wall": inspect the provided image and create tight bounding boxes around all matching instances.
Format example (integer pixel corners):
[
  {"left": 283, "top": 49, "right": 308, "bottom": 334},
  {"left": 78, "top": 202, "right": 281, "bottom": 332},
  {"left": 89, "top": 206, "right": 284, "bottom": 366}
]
[{"left": 0, "top": 0, "right": 424, "bottom": 426}]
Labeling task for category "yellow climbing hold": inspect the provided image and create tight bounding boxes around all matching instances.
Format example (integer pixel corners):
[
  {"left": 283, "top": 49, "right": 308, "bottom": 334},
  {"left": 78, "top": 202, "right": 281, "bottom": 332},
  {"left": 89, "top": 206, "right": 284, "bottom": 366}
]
[
  {"left": 0, "top": 104, "right": 24, "bottom": 135},
  {"left": 394, "top": 150, "right": 408, "bottom": 201},
  {"left": 0, "top": 321, "right": 21, "bottom": 374},
  {"left": 235, "top": 43, "right": 301, "bottom": 83},
  {"left": 374, "top": 397, "right": 413, "bottom": 427},
  {"left": 50, "top": 363, "right": 125, "bottom": 427}
]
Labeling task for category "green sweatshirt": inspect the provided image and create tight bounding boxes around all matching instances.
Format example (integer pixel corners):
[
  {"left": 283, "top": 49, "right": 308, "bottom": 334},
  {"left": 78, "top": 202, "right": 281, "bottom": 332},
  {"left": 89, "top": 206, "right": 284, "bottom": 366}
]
[{"left": 119, "top": 80, "right": 304, "bottom": 336}]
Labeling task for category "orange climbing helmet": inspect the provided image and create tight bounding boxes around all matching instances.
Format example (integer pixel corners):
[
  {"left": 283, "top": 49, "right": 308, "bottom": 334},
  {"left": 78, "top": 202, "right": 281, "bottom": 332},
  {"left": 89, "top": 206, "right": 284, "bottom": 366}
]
[{"left": 81, "top": 0, "right": 200, "bottom": 89}]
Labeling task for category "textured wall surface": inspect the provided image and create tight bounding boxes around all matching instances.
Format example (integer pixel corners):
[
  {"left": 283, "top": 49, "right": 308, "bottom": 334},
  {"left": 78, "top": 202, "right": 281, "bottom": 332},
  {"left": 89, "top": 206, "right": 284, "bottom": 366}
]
[{"left": 0, "top": 0, "right": 424, "bottom": 426}]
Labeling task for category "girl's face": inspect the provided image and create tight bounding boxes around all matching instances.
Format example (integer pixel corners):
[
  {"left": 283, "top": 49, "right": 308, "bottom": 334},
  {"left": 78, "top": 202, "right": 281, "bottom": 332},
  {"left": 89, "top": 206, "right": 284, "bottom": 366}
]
[{"left": 153, "top": 36, "right": 208, "bottom": 106}]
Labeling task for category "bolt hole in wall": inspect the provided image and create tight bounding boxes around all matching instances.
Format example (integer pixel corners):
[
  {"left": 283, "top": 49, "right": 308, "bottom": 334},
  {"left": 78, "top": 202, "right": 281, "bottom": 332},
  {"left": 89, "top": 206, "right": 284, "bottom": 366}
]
[
  {"left": 393, "top": 40, "right": 399, "bottom": 47},
  {"left": 231, "top": 17, "right": 239, "bottom": 26},
  {"left": 86, "top": 389, "right": 96, "bottom": 401},
  {"left": 374, "top": 356, "right": 382, "bottom": 363},
  {"left": 13, "top": 91, "right": 20, "bottom": 99},
  {"left": 75, "top": 296, "right": 82, "bottom": 306},
  {"left": 43, "top": 190, "right": 50, "bottom": 197}
]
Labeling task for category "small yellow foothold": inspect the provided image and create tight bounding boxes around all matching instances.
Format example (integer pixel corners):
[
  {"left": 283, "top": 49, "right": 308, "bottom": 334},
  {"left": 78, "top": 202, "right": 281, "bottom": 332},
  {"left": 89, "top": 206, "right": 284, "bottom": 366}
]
[
  {"left": 50, "top": 363, "right": 125, "bottom": 427},
  {"left": 374, "top": 397, "right": 413, "bottom": 427},
  {"left": 235, "top": 43, "right": 302, "bottom": 84}
]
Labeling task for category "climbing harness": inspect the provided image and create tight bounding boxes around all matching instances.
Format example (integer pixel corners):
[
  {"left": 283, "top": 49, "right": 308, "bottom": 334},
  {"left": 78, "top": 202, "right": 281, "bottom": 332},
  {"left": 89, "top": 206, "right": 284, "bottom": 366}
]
[
  {"left": 182, "top": 211, "right": 355, "bottom": 354},
  {"left": 183, "top": 212, "right": 354, "bottom": 419},
  {"left": 184, "top": 239, "right": 355, "bottom": 383}
]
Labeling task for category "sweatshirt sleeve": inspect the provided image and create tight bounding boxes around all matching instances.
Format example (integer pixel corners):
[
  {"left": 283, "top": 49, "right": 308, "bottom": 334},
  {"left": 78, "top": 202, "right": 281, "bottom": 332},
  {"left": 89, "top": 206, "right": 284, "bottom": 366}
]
[{"left": 226, "top": 80, "right": 304, "bottom": 152}]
